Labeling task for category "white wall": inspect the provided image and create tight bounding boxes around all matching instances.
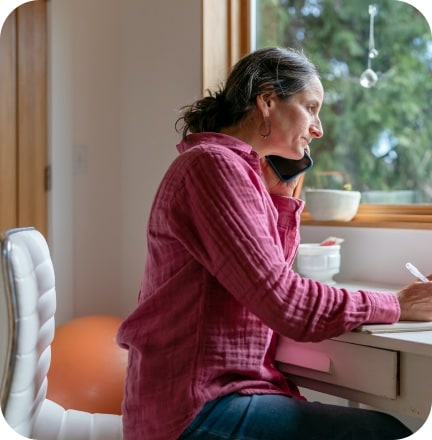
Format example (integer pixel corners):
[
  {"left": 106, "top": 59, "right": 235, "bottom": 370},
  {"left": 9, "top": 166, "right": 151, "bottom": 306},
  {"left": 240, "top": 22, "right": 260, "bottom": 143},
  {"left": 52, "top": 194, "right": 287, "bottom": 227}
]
[
  {"left": 118, "top": 0, "right": 202, "bottom": 316},
  {"left": 300, "top": 226, "right": 432, "bottom": 288},
  {"left": 49, "top": 0, "right": 202, "bottom": 324}
]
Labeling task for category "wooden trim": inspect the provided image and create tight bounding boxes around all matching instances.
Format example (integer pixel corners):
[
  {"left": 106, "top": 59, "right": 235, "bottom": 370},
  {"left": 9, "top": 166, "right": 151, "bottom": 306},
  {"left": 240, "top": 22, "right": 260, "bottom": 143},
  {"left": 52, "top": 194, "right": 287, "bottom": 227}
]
[
  {"left": 16, "top": 0, "right": 47, "bottom": 236},
  {"left": 301, "top": 205, "right": 432, "bottom": 230},
  {"left": 228, "top": 0, "right": 251, "bottom": 66},
  {"left": 202, "top": 0, "right": 251, "bottom": 93},
  {"left": 0, "top": 11, "right": 18, "bottom": 232}
]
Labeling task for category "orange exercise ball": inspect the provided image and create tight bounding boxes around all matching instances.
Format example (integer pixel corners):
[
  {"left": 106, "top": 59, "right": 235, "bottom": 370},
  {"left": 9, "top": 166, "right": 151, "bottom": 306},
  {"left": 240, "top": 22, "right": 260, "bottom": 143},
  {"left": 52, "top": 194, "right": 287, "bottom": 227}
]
[{"left": 47, "top": 315, "right": 128, "bottom": 414}]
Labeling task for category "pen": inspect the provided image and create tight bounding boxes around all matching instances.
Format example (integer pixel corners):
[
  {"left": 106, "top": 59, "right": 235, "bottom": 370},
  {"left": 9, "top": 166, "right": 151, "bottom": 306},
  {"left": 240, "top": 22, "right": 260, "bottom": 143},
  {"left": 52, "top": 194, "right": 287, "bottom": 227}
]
[{"left": 405, "top": 262, "right": 429, "bottom": 283}]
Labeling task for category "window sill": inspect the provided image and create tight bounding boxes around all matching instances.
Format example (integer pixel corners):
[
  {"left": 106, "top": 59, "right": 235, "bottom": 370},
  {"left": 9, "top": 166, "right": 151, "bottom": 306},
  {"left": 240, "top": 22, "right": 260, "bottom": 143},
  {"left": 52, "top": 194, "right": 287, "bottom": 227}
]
[{"left": 301, "top": 204, "right": 432, "bottom": 230}]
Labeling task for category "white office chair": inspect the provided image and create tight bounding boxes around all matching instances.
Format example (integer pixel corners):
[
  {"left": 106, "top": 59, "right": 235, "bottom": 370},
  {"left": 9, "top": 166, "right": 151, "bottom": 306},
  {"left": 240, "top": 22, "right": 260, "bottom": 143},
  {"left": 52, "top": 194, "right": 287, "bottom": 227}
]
[{"left": 0, "top": 227, "right": 123, "bottom": 439}]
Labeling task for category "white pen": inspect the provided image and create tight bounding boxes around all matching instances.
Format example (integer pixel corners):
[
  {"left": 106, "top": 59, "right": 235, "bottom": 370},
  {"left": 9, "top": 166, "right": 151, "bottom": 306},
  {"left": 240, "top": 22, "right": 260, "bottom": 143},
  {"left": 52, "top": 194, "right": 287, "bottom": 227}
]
[{"left": 405, "top": 262, "right": 429, "bottom": 283}]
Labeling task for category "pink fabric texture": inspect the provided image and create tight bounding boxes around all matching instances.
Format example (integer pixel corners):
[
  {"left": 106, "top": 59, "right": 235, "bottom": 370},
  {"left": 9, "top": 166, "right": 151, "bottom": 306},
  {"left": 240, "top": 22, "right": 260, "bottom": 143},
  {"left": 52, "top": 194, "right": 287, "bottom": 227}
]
[{"left": 117, "top": 132, "right": 400, "bottom": 440}]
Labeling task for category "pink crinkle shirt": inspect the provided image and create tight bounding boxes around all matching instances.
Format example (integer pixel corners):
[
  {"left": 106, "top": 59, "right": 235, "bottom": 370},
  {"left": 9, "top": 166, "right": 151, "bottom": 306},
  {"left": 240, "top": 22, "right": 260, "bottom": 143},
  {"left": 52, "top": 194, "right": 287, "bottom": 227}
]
[{"left": 117, "top": 132, "right": 400, "bottom": 440}]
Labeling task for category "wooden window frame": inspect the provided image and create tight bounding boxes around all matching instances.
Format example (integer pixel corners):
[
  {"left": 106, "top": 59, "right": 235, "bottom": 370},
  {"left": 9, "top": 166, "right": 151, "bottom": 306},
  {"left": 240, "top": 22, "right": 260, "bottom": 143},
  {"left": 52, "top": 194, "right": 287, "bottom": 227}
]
[{"left": 202, "top": 0, "right": 432, "bottom": 230}]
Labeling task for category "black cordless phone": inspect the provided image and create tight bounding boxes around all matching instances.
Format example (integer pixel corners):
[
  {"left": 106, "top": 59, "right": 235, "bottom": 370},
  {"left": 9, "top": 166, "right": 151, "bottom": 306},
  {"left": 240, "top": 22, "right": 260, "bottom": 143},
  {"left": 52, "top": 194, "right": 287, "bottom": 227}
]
[{"left": 266, "top": 150, "right": 313, "bottom": 182}]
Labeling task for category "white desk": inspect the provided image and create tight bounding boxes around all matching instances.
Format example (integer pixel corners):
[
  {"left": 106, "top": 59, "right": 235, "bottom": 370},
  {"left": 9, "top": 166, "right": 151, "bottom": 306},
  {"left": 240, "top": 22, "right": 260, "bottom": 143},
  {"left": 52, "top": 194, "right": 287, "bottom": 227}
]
[{"left": 275, "top": 283, "right": 432, "bottom": 421}]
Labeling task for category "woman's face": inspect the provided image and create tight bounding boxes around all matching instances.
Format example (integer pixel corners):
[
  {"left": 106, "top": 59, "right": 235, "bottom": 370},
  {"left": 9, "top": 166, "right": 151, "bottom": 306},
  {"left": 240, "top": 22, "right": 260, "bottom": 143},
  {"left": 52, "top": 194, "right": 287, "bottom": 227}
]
[{"left": 258, "top": 76, "right": 324, "bottom": 159}]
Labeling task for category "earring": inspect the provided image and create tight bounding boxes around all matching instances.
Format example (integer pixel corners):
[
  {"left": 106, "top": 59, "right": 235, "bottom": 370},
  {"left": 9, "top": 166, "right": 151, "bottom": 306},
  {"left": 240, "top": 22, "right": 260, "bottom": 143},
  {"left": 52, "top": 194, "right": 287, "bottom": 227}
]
[{"left": 259, "top": 117, "right": 271, "bottom": 139}]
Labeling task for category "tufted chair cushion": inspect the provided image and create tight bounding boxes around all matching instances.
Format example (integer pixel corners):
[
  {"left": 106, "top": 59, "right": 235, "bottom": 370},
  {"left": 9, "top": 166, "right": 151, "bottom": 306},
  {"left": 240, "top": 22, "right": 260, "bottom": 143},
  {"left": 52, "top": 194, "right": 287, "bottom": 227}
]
[{"left": 0, "top": 228, "right": 123, "bottom": 439}]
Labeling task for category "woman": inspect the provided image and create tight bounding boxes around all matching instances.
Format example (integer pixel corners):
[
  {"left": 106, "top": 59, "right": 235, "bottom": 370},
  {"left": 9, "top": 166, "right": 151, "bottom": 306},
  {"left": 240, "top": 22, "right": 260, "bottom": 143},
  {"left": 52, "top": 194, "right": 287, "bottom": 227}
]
[{"left": 117, "top": 47, "right": 432, "bottom": 439}]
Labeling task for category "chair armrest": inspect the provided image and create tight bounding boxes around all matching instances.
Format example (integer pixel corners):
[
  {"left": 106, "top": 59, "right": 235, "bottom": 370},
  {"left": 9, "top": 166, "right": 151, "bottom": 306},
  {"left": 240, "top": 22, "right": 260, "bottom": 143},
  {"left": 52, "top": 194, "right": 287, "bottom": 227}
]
[{"left": 32, "top": 399, "right": 123, "bottom": 440}]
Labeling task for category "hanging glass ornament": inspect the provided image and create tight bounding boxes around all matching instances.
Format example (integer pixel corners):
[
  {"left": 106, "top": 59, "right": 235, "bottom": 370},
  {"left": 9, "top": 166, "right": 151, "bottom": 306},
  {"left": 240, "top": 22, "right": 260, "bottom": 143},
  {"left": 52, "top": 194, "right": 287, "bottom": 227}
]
[{"left": 360, "top": 4, "right": 379, "bottom": 88}]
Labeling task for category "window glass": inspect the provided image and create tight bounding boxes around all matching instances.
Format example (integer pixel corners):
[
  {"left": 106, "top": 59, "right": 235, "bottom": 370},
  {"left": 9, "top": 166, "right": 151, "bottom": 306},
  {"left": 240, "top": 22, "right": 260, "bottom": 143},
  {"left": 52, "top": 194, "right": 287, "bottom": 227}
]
[{"left": 254, "top": 0, "right": 432, "bottom": 205}]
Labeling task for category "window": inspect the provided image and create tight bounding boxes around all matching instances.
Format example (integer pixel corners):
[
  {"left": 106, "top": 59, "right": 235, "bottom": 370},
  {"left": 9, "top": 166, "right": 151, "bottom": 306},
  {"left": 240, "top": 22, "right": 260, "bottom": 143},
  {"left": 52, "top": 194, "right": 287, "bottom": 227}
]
[{"left": 203, "top": 0, "right": 432, "bottom": 229}]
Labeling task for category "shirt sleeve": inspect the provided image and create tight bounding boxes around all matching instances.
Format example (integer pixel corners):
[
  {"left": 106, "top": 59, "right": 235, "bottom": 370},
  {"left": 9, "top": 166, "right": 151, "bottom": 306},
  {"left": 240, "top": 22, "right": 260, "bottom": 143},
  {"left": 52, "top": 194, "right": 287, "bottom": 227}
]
[{"left": 168, "top": 148, "right": 400, "bottom": 341}]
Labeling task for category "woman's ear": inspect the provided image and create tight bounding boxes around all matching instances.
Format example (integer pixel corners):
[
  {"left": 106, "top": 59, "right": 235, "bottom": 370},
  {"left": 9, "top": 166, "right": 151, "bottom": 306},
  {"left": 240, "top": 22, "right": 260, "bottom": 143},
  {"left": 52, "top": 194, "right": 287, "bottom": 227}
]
[{"left": 256, "top": 92, "right": 274, "bottom": 117}]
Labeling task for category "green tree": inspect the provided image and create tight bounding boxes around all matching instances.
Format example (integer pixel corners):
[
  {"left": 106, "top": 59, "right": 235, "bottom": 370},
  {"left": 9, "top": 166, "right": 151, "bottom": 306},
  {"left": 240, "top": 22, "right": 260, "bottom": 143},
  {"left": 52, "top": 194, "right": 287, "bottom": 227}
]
[{"left": 256, "top": 0, "right": 432, "bottom": 203}]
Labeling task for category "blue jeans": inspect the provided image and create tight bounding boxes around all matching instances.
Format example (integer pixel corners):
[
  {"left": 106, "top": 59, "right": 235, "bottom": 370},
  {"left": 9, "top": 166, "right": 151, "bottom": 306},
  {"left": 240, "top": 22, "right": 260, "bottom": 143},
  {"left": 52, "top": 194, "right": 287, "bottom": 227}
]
[{"left": 179, "top": 393, "right": 412, "bottom": 440}]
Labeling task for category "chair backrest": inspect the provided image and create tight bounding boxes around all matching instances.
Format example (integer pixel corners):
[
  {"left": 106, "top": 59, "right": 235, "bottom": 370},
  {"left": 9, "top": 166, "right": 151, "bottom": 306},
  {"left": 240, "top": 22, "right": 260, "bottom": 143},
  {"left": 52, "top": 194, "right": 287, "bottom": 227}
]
[
  {"left": 0, "top": 227, "right": 56, "bottom": 437},
  {"left": 0, "top": 233, "right": 18, "bottom": 412}
]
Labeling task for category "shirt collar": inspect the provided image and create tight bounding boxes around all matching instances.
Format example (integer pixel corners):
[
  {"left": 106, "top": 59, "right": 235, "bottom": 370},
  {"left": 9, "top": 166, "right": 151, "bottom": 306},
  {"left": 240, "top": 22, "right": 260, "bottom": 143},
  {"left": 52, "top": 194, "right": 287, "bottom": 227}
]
[
  {"left": 177, "top": 132, "right": 254, "bottom": 156},
  {"left": 176, "top": 132, "right": 261, "bottom": 178}
]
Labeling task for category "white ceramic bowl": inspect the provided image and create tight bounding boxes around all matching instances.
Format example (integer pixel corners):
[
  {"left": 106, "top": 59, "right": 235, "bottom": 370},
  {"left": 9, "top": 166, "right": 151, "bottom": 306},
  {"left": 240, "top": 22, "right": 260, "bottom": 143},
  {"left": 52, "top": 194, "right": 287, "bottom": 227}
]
[
  {"left": 296, "top": 243, "right": 341, "bottom": 284},
  {"left": 305, "top": 189, "right": 361, "bottom": 221}
]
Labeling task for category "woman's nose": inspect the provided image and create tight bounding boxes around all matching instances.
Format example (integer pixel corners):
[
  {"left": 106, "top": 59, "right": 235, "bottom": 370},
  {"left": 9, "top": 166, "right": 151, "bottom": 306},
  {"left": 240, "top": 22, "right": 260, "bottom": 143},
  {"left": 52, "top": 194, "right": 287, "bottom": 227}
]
[{"left": 310, "top": 119, "right": 323, "bottom": 138}]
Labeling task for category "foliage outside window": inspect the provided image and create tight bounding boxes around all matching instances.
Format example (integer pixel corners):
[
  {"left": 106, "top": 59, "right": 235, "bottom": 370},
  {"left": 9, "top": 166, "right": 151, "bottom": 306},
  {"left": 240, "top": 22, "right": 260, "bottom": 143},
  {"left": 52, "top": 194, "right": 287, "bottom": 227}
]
[{"left": 255, "top": 0, "right": 432, "bottom": 208}]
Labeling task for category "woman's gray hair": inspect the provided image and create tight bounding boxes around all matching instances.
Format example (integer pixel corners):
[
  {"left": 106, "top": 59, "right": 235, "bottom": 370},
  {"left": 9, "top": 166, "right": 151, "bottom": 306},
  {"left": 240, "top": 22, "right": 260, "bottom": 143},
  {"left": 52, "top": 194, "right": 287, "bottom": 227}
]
[{"left": 176, "top": 47, "right": 319, "bottom": 139}]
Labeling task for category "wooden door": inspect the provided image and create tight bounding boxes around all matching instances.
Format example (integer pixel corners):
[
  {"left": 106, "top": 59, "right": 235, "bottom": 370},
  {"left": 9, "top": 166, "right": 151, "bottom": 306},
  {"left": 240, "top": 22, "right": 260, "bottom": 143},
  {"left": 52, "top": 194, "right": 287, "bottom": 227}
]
[{"left": 0, "top": 0, "right": 47, "bottom": 237}]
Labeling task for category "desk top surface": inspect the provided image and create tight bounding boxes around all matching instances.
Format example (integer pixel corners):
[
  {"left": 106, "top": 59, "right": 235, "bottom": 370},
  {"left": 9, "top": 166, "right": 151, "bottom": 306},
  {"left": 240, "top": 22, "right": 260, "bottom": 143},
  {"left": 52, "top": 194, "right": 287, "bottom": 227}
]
[
  {"left": 324, "top": 281, "right": 431, "bottom": 356},
  {"left": 334, "top": 330, "right": 432, "bottom": 357}
]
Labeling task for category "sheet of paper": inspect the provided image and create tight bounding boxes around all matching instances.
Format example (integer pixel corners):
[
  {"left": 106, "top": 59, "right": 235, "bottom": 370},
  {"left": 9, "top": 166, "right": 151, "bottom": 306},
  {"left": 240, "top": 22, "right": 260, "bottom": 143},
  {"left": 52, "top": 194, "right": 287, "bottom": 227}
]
[{"left": 355, "top": 321, "right": 432, "bottom": 334}]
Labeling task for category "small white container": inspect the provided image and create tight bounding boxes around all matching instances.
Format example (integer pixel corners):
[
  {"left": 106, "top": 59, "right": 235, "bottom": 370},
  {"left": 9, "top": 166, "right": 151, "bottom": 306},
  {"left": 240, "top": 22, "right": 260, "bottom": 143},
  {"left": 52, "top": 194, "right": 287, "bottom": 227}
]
[
  {"left": 296, "top": 243, "right": 341, "bottom": 284},
  {"left": 305, "top": 189, "right": 361, "bottom": 221}
]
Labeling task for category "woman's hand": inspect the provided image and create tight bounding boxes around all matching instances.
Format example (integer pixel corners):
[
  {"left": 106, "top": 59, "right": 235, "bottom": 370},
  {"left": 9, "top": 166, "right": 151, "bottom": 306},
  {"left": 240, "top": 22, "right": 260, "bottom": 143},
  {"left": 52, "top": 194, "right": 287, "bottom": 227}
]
[
  {"left": 260, "top": 157, "right": 301, "bottom": 197},
  {"left": 396, "top": 278, "right": 432, "bottom": 321}
]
